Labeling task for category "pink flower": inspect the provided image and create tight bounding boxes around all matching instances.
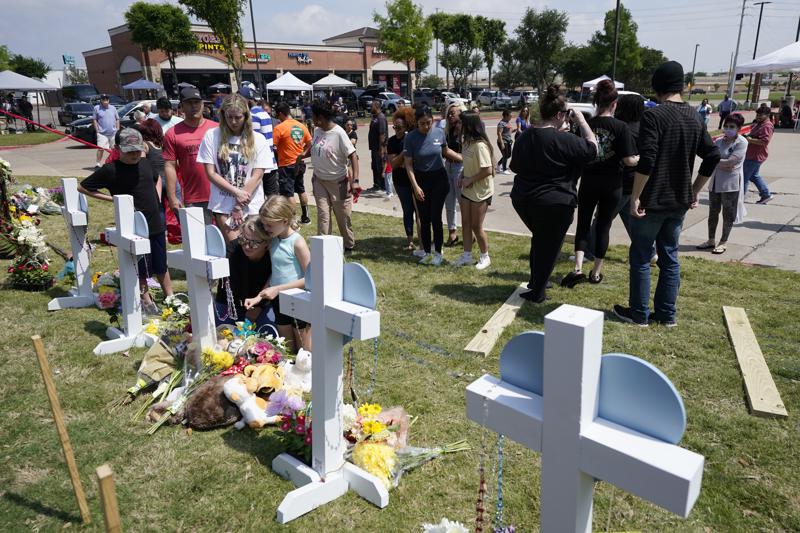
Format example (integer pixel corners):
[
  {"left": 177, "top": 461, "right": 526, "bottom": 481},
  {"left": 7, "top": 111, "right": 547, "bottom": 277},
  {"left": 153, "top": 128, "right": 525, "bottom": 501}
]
[{"left": 280, "top": 419, "right": 292, "bottom": 432}]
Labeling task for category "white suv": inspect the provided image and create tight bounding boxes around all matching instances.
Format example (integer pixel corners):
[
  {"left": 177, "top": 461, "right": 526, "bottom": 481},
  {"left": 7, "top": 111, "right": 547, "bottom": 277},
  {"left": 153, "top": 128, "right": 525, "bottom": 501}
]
[
  {"left": 373, "top": 92, "right": 411, "bottom": 113},
  {"left": 478, "top": 90, "right": 512, "bottom": 109},
  {"left": 508, "top": 90, "right": 538, "bottom": 107}
]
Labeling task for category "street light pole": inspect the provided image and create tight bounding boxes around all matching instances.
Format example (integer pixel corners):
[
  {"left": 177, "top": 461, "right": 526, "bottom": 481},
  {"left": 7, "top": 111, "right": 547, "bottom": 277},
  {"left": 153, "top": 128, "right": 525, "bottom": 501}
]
[
  {"left": 787, "top": 16, "right": 800, "bottom": 96},
  {"left": 745, "top": 1, "right": 772, "bottom": 103},
  {"left": 611, "top": 0, "right": 621, "bottom": 81},
  {"left": 248, "top": 0, "right": 263, "bottom": 94},
  {"left": 689, "top": 43, "right": 699, "bottom": 101},
  {"left": 727, "top": 0, "right": 747, "bottom": 99}
]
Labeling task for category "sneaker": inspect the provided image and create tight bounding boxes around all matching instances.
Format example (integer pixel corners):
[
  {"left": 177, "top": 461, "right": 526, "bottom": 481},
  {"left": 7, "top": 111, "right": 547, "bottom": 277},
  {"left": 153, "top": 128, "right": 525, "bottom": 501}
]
[
  {"left": 502, "top": 169, "right": 511, "bottom": 175},
  {"left": 612, "top": 305, "right": 649, "bottom": 327},
  {"left": 453, "top": 252, "right": 473, "bottom": 267},
  {"left": 386, "top": 192, "right": 394, "bottom": 198},
  {"left": 756, "top": 194, "right": 774, "bottom": 205},
  {"left": 300, "top": 215, "right": 311, "bottom": 225},
  {"left": 95, "top": 163, "right": 102, "bottom": 168},
  {"left": 476, "top": 254, "right": 491, "bottom": 270},
  {"left": 650, "top": 314, "right": 678, "bottom": 328},
  {"left": 412, "top": 248, "right": 427, "bottom": 258},
  {"left": 431, "top": 252, "right": 443, "bottom": 266},
  {"left": 142, "top": 300, "right": 160, "bottom": 316},
  {"left": 418, "top": 253, "right": 432, "bottom": 265}
]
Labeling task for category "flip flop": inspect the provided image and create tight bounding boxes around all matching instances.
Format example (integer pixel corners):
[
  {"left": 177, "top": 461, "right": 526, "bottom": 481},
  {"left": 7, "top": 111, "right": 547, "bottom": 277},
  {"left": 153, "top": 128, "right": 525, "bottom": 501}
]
[
  {"left": 560, "top": 271, "right": 586, "bottom": 288},
  {"left": 712, "top": 245, "right": 727, "bottom": 255}
]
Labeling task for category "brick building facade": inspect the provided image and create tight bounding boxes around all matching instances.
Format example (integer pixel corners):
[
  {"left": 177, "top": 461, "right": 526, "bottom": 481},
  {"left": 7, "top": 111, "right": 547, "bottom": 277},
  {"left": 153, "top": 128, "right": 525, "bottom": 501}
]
[{"left": 83, "top": 25, "right": 412, "bottom": 97}]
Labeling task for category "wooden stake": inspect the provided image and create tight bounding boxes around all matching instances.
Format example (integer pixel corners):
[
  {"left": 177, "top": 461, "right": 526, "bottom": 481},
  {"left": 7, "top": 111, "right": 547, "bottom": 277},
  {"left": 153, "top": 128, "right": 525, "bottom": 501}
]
[
  {"left": 96, "top": 464, "right": 122, "bottom": 533},
  {"left": 30, "top": 335, "right": 91, "bottom": 524},
  {"left": 464, "top": 283, "right": 527, "bottom": 357}
]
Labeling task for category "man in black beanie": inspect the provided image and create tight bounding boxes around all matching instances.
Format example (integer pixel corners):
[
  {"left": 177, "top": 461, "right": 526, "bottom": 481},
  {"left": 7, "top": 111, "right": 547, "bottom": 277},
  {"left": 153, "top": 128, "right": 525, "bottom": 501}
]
[{"left": 613, "top": 61, "right": 720, "bottom": 327}]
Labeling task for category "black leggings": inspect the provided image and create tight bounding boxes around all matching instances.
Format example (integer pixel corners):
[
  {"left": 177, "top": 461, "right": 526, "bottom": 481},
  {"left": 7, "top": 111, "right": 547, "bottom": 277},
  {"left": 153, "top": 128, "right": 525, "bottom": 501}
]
[
  {"left": 417, "top": 168, "right": 449, "bottom": 253},
  {"left": 512, "top": 200, "right": 574, "bottom": 301},
  {"left": 498, "top": 139, "right": 513, "bottom": 170},
  {"left": 575, "top": 181, "right": 622, "bottom": 260}
]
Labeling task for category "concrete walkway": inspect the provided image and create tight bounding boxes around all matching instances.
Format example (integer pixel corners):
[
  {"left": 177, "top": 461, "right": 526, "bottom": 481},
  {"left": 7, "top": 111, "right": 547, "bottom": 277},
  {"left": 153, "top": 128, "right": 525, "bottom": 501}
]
[{"left": 2, "top": 119, "right": 798, "bottom": 271}]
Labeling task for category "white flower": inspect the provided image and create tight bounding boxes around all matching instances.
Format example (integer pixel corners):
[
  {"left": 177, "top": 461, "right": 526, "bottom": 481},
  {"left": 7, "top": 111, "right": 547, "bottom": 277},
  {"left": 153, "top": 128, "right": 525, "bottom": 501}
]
[
  {"left": 342, "top": 403, "right": 357, "bottom": 432},
  {"left": 177, "top": 304, "right": 190, "bottom": 316},
  {"left": 421, "top": 518, "right": 469, "bottom": 533}
]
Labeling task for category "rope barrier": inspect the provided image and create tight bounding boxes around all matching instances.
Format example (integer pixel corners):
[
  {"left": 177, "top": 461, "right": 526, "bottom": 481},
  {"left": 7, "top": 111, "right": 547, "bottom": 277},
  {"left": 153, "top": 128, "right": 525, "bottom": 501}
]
[{"left": 0, "top": 108, "right": 112, "bottom": 152}]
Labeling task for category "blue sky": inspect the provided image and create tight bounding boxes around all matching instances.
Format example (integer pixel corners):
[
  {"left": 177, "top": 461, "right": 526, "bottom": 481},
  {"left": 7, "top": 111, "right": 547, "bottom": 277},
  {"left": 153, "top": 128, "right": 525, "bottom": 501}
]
[{"left": 3, "top": 0, "right": 800, "bottom": 78}]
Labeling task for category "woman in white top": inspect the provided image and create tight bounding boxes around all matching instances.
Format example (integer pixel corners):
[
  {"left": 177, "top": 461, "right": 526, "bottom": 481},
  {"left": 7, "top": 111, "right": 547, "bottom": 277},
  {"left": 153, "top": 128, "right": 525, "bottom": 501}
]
[{"left": 197, "top": 94, "right": 274, "bottom": 243}]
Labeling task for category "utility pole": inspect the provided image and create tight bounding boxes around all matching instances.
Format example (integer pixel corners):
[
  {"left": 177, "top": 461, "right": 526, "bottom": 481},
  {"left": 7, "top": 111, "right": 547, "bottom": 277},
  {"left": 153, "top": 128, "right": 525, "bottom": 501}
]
[
  {"left": 745, "top": 2, "right": 772, "bottom": 103},
  {"left": 611, "top": 0, "right": 621, "bottom": 81},
  {"left": 248, "top": 0, "right": 263, "bottom": 94},
  {"left": 689, "top": 44, "right": 699, "bottom": 101},
  {"left": 787, "top": 16, "right": 800, "bottom": 96},
  {"left": 727, "top": 0, "right": 747, "bottom": 99}
]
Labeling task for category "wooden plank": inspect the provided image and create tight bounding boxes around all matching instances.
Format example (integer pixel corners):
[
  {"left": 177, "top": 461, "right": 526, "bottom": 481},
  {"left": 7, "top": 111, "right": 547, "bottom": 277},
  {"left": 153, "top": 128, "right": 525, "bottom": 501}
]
[
  {"left": 464, "top": 283, "right": 527, "bottom": 357},
  {"left": 31, "top": 335, "right": 92, "bottom": 524},
  {"left": 722, "top": 307, "right": 788, "bottom": 419},
  {"left": 96, "top": 463, "right": 122, "bottom": 533}
]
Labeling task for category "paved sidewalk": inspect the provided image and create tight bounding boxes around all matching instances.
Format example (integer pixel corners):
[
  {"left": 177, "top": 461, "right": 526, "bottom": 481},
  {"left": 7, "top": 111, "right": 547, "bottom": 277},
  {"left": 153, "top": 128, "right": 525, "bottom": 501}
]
[{"left": 3, "top": 119, "right": 798, "bottom": 271}]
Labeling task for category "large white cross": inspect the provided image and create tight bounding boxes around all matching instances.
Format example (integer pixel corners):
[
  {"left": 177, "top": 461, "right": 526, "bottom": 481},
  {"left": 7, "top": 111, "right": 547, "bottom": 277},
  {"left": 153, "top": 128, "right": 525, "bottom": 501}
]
[
  {"left": 166, "top": 207, "right": 230, "bottom": 372},
  {"left": 466, "top": 304, "right": 704, "bottom": 532},
  {"left": 48, "top": 178, "right": 94, "bottom": 310},
  {"left": 93, "top": 195, "right": 153, "bottom": 356},
  {"left": 271, "top": 235, "right": 385, "bottom": 524}
]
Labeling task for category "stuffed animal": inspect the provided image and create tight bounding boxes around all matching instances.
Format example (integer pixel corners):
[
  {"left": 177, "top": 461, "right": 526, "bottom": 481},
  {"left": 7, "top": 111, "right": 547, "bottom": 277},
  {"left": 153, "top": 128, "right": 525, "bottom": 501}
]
[
  {"left": 223, "top": 376, "right": 277, "bottom": 430},
  {"left": 183, "top": 375, "right": 240, "bottom": 430},
  {"left": 243, "top": 363, "right": 284, "bottom": 395},
  {"left": 281, "top": 349, "right": 312, "bottom": 393}
]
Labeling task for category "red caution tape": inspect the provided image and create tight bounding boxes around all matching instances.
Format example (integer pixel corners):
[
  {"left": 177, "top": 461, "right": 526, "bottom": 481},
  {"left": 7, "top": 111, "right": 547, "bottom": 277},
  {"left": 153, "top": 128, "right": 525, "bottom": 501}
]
[{"left": 0, "top": 108, "right": 112, "bottom": 152}]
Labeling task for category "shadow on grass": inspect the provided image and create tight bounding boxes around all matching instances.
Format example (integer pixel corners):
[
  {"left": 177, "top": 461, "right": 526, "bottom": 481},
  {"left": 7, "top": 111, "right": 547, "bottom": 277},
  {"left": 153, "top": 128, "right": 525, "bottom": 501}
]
[
  {"left": 2, "top": 491, "right": 80, "bottom": 524},
  {"left": 84, "top": 319, "right": 108, "bottom": 339},
  {"left": 431, "top": 283, "right": 521, "bottom": 305},
  {"left": 45, "top": 285, "right": 70, "bottom": 299},
  {"left": 221, "top": 426, "right": 288, "bottom": 469},
  {"left": 349, "top": 236, "right": 421, "bottom": 265}
]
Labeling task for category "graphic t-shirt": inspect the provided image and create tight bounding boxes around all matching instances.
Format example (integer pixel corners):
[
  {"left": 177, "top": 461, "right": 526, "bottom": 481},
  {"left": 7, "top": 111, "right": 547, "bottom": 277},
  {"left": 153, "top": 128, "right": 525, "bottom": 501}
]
[
  {"left": 311, "top": 125, "right": 356, "bottom": 181},
  {"left": 197, "top": 128, "right": 274, "bottom": 216},
  {"left": 162, "top": 119, "right": 217, "bottom": 204},
  {"left": 582, "top": 116, "right": 636, "bottom": 189},
  {"left": 403, "top": 128, "right": 446, "bottom": 173},
  {"left": 386, "top": 134, "right": 409, "bottom": 187},
  {"left": 80, "top": 159, "right": 164, "bottom": 235},
  {"left": 461, "top": 140, "right": 494, "bottom": 202},
  {"left": 273, "top": 118, "right": 311, "bottom": 168},
  {"left": 497, "top": 119, "right": 513, "bottom": 142}
]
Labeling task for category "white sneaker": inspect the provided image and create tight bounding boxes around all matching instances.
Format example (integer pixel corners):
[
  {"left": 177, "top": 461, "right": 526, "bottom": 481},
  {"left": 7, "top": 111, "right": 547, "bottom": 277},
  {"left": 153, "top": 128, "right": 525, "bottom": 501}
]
[
  {"left": 502, "top": 169, "right": 511, "bottom": 175},
  {"left": 452, "top": 252, "right": 473, "bottom": 267},
  {"left": 386, "top": 192, "right": 394, "bottom": 198},
  {"left": 476, "top": 254, "right": 491, "bottom": 270},
  {"left": 431, "top": 252, "right": 443, "bottom": 266},
  {"left": 418, "top": 253, "right": 432, "bottom": 264},
  {"left": 412, "top": 248, "right": 427, "bottom": 258}
]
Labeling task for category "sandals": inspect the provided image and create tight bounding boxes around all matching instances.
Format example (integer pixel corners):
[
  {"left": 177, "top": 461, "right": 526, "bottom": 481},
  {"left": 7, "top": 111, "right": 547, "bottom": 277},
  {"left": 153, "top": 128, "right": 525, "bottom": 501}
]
[
  {"left": 696, "top": 241, "right": 715, "bottom": 250},
  {"left": 561, "top": 271, "right": 587, "bottom": 288},
  {"left": 712, "top": 244, "right": 727, "bottom": 255},
  {"left": 588, "top": 272, "right": 604, "bottom": 284}
]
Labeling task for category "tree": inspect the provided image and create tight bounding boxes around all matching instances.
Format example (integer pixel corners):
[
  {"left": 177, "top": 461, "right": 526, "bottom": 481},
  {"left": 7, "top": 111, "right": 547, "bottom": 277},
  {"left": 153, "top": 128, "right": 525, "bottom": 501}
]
[
  {"left": 9, "top": 54, "right": 49, "bottom": 79},
  {"left": 373, "top": 0, "right": 432, "bottom": 102},
  {"left": 429, "top": 12, "right": 454, "bottom": 88},
  {"left": 437, "top": 14, "right": 482, "bottom": 93},
  {"left": 477, "top": 17, "right": 506, "bottom": 90},
  {"left": 180, "top": 0, "right": 246, "bottom": 84},
  {"left": 587, "top": 5, "right": 641, "bottom": 84},
  {"left": 126, "top": 2, "right": 198, "bottom": 93},
  {"left": 559, "top": 44, "right": 597, "bottom": 90},
  {"left": 419, "top": 74, "right": 444, "bottom": 89},
  {"left": 494, "top": 38, "right": 524, "bottom": 90},
  {"left": 515, "top": 8, "right": 569, "bottom": 97},
  {"left": 625, "top": 46, "right": 669, "bottom": 93},
  {"left": 0, "top": 45, "right": 9, "bottom": 72},
  {"left": 65, "top": 65, "right": 89, "bottom": 85},
  {"left": 414, "top": 53, "right": 429, "bottom": 88}
]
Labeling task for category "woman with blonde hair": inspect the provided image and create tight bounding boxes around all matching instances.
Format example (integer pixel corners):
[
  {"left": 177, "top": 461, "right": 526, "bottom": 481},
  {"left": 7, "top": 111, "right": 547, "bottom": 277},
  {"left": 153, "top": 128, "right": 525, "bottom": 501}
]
[
  {"left": 443, "top": 101, "right": 467, "bottom": 247},
  {"left": 197, "top": 94, "right": 275, "bottom": 243}
]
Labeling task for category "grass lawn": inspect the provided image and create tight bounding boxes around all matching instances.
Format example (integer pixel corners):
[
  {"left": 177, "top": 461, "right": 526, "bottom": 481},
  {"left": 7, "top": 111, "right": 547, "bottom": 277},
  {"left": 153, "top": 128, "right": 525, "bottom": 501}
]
[
  {"left": 0, "top": 131, "right": 61, "bottom": 147},
  {"left": 1, "top": 176, "right": 798, "bottom": 532}
]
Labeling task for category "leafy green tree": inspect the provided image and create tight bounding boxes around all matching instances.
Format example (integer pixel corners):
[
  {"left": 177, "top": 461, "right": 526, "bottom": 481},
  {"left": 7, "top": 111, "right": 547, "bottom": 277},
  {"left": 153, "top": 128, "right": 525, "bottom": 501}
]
[
  {"left": 494, "top": 38, "right": 524, "bottom": 90},
  {"left": 65, "top": 65, "right": 89, "bottom": 85},
  {"left": 626, "top": 47, "right": 669, "bottom": 93},
  {"left": 126, "top": 2, "right": 198, "bottom": 93},
  {"left": 588, "top": 5, "right": 641, "bottom": 84},
  {"left": 0, "top": 45, "right": 9, "bottom": 72},
  {"left": 437, "top": 14, "right": 482, "bottom": 93},
  {"left": 414, "top": 53, "right": 429, "bottom": 88},
  {"left": 477, "top": 17, "right": 506, "bottom": 90},
  {"left": 180, "top": 0, "right": 246, "bottom": 84},
  {"left": 9, "top": 54, "right": 49, "bottom": 79},
  {"left": 515, "top": 8, "right": 569, "bottom": 97},
  {"left": 428, "top": 12, "right": 453, "bottom": 87},
  {"left": 419, "top": 74, "right": 444, "bottom": 89},
  {"left": 559, "top": 44, "right": 597, "bottom": 90},
  {"left": 373, "top": 0, "right": 432, "bottom": 101}
]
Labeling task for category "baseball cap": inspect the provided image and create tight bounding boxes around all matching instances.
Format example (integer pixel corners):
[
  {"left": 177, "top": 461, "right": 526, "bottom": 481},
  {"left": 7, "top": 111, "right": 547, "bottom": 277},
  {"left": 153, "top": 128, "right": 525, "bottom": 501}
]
[
  {"left": 100, "top": 94, "right": 109, "bottom": 101},
  {"left": 238, "top": 86, "right": 257, "bottom": 100},
  {"left": 118, "top": 128, "right": 144, "bottom": 153},
  {"left": 180, "top": 87, "right": 202, "bottom": 102}
]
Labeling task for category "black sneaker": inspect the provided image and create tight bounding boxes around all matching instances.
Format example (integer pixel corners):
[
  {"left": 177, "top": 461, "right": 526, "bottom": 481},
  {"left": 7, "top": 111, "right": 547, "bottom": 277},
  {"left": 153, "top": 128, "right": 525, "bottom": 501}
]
[
  {"left": 756, "top": 194, "right": 773, "bottom": 205},
  {"left": 650, "top": 314, "right": 677, "bottom": 328},
  {"left": 612, "top": 305, "right": 649, "bottom": 327},
  {"left": 300, "top": 215, "right": 311, "bottom": 225}
]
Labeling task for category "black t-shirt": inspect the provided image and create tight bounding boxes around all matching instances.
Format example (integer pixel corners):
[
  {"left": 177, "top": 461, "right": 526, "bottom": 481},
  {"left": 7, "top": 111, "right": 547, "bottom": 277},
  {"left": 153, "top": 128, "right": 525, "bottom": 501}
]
[
  {"left": 509, "top": 127, "right": 597, "bottom": 207},
  {"left": 582, "top": 116, "right": 636, "bottom": 190},
  {"left": 80, "top": 159, "right": 165, "bottom": 235},
  {"left": 215, "top": 243, "right": 271, "bottom": 310},
  {"left": 386, "top": 134, "right": 409, "bottom": 187},
  {"left": 446, "top": 128, "right": 462, "bottom": 153},
  {"left": 621, "top": 121, "right": 640, "bottom": 195},
  {"left": 368, "top": 112, "right": 387, "bottom": 150}
]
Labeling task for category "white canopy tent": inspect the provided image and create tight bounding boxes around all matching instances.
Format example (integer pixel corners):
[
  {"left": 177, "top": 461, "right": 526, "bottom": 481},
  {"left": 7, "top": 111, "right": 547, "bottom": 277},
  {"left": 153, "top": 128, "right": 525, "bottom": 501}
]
[
  {"left": 0, "top": 70, "right": 59, "bottom": 129},
  {"left": 582, "top": 75, "right": 625, "bottom": 90},
  {"left": 736, "top": 41, "right": 800, "bottom": 73},
  {"left": 312, "top": 74, "right": 356, "bottom": 89},
  {"left": 266, "top": 72, "right": 313, "bottom": 92}
]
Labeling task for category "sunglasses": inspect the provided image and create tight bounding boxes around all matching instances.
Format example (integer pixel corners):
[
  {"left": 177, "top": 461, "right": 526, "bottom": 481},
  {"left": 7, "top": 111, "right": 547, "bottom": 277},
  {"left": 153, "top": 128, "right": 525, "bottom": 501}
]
[{"left": 238, "top": 235, "right": 266, "bottom": 248}]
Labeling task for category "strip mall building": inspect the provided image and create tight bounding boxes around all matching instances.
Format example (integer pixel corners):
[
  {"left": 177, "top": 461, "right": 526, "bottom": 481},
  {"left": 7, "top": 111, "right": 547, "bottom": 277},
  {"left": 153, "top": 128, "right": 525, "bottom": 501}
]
[{"left": 83, "top": 25, "right": 411, "bottom": 97}]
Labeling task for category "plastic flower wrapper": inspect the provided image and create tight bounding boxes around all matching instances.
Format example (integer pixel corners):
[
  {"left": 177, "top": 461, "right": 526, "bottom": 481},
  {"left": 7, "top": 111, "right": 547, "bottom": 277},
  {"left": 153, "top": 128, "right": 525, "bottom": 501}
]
[
  {"left": 352, "top": 441, "right": 397, "bottom": 489},
  {"left": 266, "top": 389, "right": 306, "bottom": 417},
  {"left": 391, "top": 440, "right": 470, "bottom": 488},
  {"left": 421, "top": 518, "right": 470, "bottom": 533}
]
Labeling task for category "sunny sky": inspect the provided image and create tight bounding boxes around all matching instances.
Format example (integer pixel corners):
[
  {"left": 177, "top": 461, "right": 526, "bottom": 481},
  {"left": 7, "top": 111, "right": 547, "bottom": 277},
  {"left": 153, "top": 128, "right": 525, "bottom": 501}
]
[{"left": 3, "top": 0, "right": 800, "bottom": 77}]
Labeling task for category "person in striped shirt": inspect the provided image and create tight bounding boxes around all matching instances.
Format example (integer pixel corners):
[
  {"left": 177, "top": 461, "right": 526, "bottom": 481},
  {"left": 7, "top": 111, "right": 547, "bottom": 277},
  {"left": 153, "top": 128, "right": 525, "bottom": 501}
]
[{"left": 239, "top": 86, "right": 278, "bottom": 197}]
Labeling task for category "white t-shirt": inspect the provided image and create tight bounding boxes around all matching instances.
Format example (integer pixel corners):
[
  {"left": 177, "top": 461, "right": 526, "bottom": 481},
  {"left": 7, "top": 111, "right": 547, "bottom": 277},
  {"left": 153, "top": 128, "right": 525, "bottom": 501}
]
[
  {"left": 311, "top": 124, "right": 356, "bottom": 181},
  {"left": 155, "top": 115, "right": 183, "bottom": 133},
  {"left": 197, "top": 128, "right": 275, "bottom": 216}
]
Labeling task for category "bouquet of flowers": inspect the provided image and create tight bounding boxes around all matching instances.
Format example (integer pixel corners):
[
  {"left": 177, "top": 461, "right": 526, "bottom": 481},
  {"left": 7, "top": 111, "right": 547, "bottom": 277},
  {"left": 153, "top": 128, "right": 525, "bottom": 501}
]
[
  {"left": 7, "top": 258, "right": 52, "bottom": 290},
  {"left": 10, "top": 184, "right": 61, "bottom": 215},
  {"left": 4, "top": 213, "right": 53, "bottom": 290},
  {"left": 218, "top": 325, "right": 289, "bottom": 375},
  {"left": 272, "top": 394, "right": 311, "bottom": 463},
  {"left": 93, "top": 270, "right": 121, "bottom": 325}
]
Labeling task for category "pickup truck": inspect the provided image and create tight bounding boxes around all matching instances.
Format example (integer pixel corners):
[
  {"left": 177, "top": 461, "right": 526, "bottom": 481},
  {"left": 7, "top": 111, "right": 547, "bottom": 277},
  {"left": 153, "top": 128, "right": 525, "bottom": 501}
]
[
  {"left": 478, "top": 90, "right": 512, "bottom": 109},
  {"left": 441, "top": 91, "right": 471, "bottom": 108},
  {"left": 568, "top": 90, "right": 649, "bottom": 119}
]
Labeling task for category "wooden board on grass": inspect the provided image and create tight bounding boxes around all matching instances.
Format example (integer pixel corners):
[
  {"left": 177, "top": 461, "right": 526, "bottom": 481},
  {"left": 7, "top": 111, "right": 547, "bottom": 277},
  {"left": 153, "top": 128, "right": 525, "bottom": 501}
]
[
  {"left": 723, "top": 306, "right": 788, "bottom": 419},
  {"left": 464, "top": 283, "right": 527, "bottom": 357}
]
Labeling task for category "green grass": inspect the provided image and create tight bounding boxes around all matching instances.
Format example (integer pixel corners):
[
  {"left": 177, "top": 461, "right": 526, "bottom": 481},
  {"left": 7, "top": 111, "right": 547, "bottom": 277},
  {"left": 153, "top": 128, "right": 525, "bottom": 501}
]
[
  {"left": 1, "top": 176, "right": 799, "bottom": 532},
  {"left": 0, "top": 131, "right": 61, "bottom": 147}
]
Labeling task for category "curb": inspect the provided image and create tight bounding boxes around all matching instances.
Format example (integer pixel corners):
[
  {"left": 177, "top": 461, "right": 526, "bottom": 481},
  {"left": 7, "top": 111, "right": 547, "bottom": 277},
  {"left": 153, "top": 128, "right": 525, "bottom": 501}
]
[{"left": 0, "top": 135, "right": 69, "bottom": 152}]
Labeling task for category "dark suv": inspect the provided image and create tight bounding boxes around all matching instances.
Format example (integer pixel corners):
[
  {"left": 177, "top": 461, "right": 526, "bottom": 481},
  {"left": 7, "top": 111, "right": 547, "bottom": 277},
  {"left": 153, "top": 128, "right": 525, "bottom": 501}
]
[{"left": 61, "top": 84, "right": 100, "bottom": 103}]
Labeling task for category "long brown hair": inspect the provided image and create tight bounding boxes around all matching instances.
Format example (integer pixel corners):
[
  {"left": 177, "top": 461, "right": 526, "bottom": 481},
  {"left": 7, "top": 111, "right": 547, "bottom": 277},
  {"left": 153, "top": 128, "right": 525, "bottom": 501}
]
[
  {"left": 218, "top": 94, "right": 255, "bottom": 161},
  {"left": 460, "top": 111, "right": 494, "bottom": 176}
]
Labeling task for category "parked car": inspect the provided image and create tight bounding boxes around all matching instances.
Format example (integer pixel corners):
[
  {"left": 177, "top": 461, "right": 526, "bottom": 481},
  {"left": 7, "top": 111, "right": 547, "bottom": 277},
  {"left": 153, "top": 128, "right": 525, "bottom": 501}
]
[
  {"left": 690, "top": 87, "right": 706, "bottom": 95},
  {"left": 373, "top": 92, "right": 410, "bottom": 113},
  {"left": 65, "top": 99, "right": 180, "bottom": 143},
  {"left": 478, "top": 90, "right": 512, "bottom": 109},
  {"left": 88, "top": 94, "right": 127, "bottom": 110},
  {"left": 61, "top": 84, "right": 100, "bottom": 103},
  {"left": 57, "top": 103, "right": 94, "bottom": 126},
  {"left": 568, "top": 90, "right": 648, "bottom": 119},
  {"left": 440, "top": 91, "right": 471, "bottom": 108},
  {"left": 508, "top": 90, "right": 538, "bottom": 107},
  {"left": 356, "top": 85, "right": 389, "bottom": 109},
  {"left": 413, "top": 90, "right": 438, "bottom": 107}
]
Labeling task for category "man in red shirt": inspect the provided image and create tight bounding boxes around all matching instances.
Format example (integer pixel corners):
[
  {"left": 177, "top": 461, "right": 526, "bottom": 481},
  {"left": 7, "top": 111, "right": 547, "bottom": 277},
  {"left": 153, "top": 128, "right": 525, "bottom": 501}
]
[
  {"left": 163, "top": 87, "right": 217, "bottom": 224},
  {"left": 742, "top": 107, "right": 774, "bottom": 204}
]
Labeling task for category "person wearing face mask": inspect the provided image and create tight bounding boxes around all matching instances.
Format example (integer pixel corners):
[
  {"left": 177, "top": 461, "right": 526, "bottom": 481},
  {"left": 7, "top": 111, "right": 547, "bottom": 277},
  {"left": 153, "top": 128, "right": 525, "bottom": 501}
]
[
  {"left": 696, "top": 113, "right": 748, "bottom": 255},
  {"left": 742, "top": 107, "right": 774, "bottom": 204}
]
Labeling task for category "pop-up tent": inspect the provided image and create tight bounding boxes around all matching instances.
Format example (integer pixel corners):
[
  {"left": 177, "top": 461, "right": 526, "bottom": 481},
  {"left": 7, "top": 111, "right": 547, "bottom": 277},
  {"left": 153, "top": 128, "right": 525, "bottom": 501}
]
[
  {"left": 0, "top": 70, "right": 59, "bottom": 127},
  {"left": 267, "top": 72, "right": 313, "bottom": 92},
  {"left": 736, "top": 41, "right": 800, "bottom": 73},
  {"left": 582, "top": 75, "right": 625, "bottom": 90},
  {"left": 122, "top": 78, "right": 163, "bottom": 90},
  {"left": 312, "top": 74, "right": 356, "bottom": 89}
]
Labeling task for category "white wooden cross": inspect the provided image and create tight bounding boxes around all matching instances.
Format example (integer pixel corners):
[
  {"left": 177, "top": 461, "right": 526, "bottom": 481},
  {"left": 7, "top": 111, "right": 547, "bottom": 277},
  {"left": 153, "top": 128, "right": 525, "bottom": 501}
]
[
  {"left": 93, "top": 195, "right": 153, "bottom": 356},
  {"left": 166, "top": 207, "right": 230, "bottom": 373},
  {"left": 271, "top": 235, "right": 385, "bottom": 524},
  {"left": 466, "top": 304, "right": 704, "bottom": 532},
  {"left": 48, "top": 178, "right": 94, "bottom": 311}
]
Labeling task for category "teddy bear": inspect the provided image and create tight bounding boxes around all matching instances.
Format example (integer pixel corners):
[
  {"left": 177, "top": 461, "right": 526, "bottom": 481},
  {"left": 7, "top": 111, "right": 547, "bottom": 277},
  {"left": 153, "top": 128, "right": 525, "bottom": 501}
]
[
  {"left": 281, "top": 349, "right": 312, "bottom": 393},
  {"left": 223, "top": 363, "right": 285, "bottom": 430}
]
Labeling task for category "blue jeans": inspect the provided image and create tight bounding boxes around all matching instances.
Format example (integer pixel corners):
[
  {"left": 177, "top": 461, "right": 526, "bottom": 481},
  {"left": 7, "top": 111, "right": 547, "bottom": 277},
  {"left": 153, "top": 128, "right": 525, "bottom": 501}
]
[
  {"left": 628, "top": 209, "right": 686, "bottom": 323},
  {"left": 743, "top": 159, "right": 770, "bottom": 199},
  {"left": 444, "top": 160, "right": 463, "bottom": 231}
]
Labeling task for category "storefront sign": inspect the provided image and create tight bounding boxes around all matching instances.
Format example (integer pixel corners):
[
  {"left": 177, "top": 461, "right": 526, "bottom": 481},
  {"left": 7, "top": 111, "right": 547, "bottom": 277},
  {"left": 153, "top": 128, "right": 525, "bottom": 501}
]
[
  {"left": 288, "top": 52, "right": 312, "bottom": 64},
  {"left": 195, "top": 33, "right": 226, "bottom": 53},
  {"left": 372, "top": 48, "right": 386, "bottom": 55},
  {"left": 245, "top": 52, "right": 271, "bottom": 63}
]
